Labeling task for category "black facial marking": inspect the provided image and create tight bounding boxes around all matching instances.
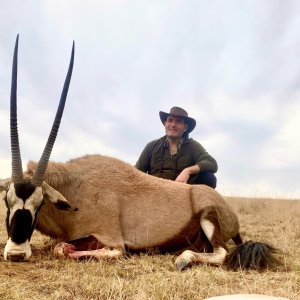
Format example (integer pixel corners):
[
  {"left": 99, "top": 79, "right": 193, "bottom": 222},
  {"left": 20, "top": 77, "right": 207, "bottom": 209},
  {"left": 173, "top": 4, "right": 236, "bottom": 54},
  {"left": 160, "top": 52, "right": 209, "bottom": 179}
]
[
  {"left": 4, "top": 194, "right": 10, "bottom": 235},
  {"left": 9, "top": 209, "right": 34, "bottom": 244},
  {"left": 30, "top": 204, "right": 43, "bottom": 239},
  {"left": 14, "top": 182, "right": 36, "bottom": 201}
]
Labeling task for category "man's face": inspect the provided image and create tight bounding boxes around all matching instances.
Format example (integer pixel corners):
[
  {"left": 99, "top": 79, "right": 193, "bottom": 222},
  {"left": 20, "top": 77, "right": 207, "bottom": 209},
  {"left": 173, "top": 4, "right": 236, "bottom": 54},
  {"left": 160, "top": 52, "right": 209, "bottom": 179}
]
[{"left": 164, "top": 115, "right": 188, "bottom": 139}]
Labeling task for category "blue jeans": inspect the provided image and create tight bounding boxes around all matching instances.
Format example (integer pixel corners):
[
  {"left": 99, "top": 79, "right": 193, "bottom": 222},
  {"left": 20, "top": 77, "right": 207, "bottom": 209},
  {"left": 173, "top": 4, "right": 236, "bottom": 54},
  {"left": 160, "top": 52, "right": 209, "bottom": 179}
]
[{"left": 187, "top": 172, "right": 217, "bottom": 189}]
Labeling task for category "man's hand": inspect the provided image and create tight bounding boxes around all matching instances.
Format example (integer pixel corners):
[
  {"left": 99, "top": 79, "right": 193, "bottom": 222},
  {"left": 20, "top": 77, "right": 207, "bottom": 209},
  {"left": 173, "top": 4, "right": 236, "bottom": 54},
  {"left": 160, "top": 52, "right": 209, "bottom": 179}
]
[
  {"left": 175, "top": 165, "right": 201, "bottom": 184},
  {"left": 175, "top": 169, "right": 190, "bottom": 183}
]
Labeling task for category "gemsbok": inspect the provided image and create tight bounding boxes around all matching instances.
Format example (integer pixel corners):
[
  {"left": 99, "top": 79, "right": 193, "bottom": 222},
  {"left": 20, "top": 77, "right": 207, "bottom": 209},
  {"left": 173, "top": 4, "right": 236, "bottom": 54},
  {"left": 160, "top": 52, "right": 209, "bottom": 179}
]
[{"left": 0, "top": 36, "right": 282, "bottom": 271}]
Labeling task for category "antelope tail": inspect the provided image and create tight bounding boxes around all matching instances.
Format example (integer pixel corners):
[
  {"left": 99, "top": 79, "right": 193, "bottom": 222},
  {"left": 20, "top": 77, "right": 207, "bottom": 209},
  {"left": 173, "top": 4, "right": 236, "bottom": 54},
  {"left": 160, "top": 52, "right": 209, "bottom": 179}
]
[{"left": 224, "top": 240, "right": 283, "bottom": 271}]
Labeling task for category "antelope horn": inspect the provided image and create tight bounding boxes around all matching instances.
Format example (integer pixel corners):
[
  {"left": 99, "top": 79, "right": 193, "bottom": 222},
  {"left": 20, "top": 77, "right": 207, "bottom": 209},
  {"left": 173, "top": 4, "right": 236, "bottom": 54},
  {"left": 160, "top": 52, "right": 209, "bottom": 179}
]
[
  {"left": 31, "top": 41, "right": 75, "bottom": 186},
  {"left": 10, "top": 34, "right": 23, "bottom": 183}
]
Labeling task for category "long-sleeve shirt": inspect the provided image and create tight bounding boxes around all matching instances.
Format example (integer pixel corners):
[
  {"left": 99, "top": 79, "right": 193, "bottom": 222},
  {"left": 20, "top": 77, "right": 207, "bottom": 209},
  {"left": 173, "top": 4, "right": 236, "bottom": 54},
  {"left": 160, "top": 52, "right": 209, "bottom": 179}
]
[{"left": 135, "top": 136, "right": 218, "bottom": 180}]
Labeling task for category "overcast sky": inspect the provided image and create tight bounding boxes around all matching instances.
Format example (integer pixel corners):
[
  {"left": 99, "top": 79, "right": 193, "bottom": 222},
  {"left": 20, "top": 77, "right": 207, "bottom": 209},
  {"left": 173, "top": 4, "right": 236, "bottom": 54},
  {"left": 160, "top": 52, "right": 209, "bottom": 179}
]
[{"left": 0, "top": 0, "right": 299, "bottom": 199}]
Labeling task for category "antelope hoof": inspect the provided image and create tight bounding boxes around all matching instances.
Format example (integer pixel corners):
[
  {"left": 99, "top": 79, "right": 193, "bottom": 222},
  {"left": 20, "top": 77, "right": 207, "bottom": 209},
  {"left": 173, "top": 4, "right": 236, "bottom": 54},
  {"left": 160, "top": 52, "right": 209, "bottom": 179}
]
[
  {"left": 7, "top": 251, "right": 26, "bottom": 262},
  {"left": 53, "top": 242, "right": 76, "bottom": 258},
  {"left": 175, "top": 259, "right": 191, "bottom": 271},
  {"left": 175, "top": 250, "right": 195, "bottom": 271}
]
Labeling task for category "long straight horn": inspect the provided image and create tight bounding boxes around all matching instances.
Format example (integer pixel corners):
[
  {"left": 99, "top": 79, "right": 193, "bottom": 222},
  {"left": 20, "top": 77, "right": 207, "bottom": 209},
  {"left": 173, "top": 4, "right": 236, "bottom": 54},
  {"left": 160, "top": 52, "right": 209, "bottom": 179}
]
[
  {"left": 31, "top": 42, "right": 75, "bottom": 186},
  {"left": 10, "top": 34, "right": 24, "bottom": 183}
]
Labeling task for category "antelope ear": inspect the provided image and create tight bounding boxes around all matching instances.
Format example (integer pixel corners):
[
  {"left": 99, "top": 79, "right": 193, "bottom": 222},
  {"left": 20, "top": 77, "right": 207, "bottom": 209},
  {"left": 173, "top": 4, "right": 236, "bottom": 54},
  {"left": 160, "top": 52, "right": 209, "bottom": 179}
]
[
  {"left": 0, "top": 179, "right": 10, "bottom": 192},
  {"left": 42, "top": 182, "right": 78, "bottom": 211}
]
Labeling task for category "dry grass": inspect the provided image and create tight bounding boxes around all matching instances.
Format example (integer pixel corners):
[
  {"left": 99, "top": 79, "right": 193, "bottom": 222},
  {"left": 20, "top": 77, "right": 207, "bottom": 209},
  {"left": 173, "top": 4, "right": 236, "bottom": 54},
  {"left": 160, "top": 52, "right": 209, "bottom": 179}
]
[{"left": 0, "top": 196, "right": 299, "bottom": 300}]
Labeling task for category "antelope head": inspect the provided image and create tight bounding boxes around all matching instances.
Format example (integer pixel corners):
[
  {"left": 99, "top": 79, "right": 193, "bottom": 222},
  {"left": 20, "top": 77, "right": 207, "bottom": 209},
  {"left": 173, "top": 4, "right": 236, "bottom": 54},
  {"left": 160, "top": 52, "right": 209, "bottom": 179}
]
[{"left": 0, "top": 35, "right": 75, "bottom": 262}]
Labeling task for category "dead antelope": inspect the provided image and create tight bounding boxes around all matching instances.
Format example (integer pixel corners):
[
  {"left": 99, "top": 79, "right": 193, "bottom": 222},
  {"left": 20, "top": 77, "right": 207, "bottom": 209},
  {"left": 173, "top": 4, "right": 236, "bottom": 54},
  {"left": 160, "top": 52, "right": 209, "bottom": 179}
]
[{"left": 0, "top": 36, "right": 282, "bottom": 271}]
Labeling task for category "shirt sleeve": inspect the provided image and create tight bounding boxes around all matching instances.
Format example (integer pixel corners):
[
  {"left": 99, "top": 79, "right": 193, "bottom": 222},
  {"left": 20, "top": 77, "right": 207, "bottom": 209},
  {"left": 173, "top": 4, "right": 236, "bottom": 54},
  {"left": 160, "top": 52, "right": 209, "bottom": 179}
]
[
  {"left": 135, "top": 142, "right": 152, "bottom": 173},
  {"left": 190, "top": 139, "right": 218, "bottom": 173}
]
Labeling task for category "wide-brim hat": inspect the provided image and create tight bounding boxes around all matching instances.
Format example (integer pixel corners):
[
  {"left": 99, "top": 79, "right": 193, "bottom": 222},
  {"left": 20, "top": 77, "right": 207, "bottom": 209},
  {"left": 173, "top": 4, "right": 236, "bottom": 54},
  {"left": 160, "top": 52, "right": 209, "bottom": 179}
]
[{"left": 159, "top": 106, "right": 196, "bottom": 134}]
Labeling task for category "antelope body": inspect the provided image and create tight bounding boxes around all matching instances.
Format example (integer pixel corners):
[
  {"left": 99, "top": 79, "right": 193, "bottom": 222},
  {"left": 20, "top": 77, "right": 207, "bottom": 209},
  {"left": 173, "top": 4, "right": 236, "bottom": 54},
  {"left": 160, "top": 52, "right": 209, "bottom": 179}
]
[
  {"left": 0, "top": 36, "right": 282, "bottom": 270},
  {"left": 26, "top": 155, "right": 240, "bottom": 251}
]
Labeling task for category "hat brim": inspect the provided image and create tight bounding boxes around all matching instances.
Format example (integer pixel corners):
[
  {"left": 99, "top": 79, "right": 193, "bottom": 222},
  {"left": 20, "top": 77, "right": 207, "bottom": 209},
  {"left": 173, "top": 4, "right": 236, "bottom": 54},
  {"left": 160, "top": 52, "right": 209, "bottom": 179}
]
[{"left": 159, "top": 111, "right": 196, "bottom": 134}]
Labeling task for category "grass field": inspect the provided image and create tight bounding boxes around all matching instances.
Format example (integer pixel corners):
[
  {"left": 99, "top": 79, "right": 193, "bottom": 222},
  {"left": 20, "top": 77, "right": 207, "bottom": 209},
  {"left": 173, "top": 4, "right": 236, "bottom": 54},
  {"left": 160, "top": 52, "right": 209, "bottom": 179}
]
[{"left": 0, "top": 196, "right": 299, "bottom": 300}]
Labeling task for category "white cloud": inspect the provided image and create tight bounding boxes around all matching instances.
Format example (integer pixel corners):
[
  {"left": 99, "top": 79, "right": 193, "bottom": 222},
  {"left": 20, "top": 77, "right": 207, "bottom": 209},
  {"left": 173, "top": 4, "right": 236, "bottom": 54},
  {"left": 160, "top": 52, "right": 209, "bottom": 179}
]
[
  {"left": 0, "top": 159, "right": 10, "bottom": 179},
  {"left": 260, "top": 100, "right": 300, "bottom": 168},
  {"left": 197, "top": 90, "right": 280, "bottom": 125}
]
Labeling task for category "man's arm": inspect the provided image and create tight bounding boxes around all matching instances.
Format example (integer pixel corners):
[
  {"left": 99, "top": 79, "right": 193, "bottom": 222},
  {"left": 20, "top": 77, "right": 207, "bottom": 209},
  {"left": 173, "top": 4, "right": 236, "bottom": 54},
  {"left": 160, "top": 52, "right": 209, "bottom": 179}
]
[
  {"left": 190, "top": 139, "right": 218, "bottom": 173},
  {"left": 175, "top": 139, "right": 218, "bottom": 183}
]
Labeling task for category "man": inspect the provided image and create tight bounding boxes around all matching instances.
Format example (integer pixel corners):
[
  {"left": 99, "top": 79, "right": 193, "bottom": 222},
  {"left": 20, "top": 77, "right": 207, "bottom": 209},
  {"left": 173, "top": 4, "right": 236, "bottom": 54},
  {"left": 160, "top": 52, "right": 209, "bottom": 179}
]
[{"left": 135, "top": 106, "right": 218, "bottom": 188}]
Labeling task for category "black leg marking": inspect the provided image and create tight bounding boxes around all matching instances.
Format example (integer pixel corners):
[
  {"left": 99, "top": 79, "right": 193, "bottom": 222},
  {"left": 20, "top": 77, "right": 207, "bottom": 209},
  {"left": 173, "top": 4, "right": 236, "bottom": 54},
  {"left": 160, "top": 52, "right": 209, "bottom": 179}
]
[{"left": 232, "top": 233, "right": 243, "bottom": 245}]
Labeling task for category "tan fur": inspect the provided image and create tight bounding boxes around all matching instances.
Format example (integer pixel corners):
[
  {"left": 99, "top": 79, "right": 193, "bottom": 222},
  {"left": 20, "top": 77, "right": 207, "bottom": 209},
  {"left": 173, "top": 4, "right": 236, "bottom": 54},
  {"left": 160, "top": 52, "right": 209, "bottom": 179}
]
[{"left": 25, "top": 154, "right": 240, "bottom": 254}]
